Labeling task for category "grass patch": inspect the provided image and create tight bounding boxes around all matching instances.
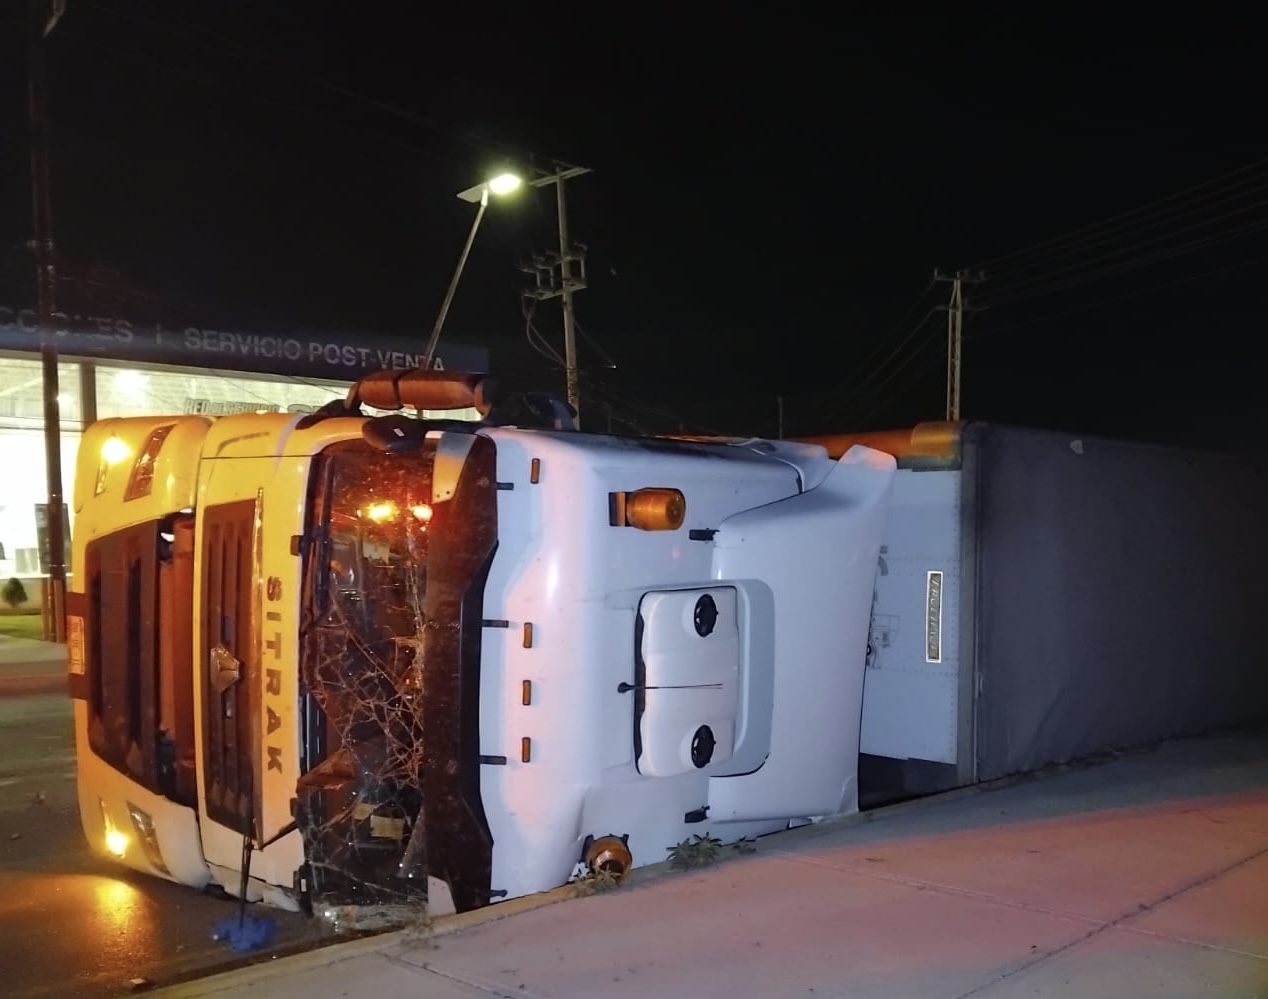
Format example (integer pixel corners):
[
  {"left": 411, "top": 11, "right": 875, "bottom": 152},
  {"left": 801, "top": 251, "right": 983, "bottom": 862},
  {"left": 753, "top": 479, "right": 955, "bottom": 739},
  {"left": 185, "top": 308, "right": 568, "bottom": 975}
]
[{"left": 0, "top": 614, "right": 47, "bottom": 642}]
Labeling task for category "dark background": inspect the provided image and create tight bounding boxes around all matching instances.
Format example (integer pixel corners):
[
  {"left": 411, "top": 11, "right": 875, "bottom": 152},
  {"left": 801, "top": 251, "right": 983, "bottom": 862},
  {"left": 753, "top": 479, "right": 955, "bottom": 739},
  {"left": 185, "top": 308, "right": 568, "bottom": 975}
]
[{"left": 2, "top": 5, "right": 1265, "bottom": 443}]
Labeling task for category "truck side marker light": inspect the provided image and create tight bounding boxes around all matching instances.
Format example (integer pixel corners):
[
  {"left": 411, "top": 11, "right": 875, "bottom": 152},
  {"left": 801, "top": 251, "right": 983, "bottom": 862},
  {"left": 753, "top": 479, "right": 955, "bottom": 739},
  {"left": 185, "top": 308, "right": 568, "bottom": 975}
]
[
  {"left": 609, "top": 488, "right": 686, "bottom": 531},
  {"left": 627, "top": 488, "right": 685, "bottom": 531},
  {"left": 530, "top": 458, "right": 541, "bottom": 484},
  {"left": 522, "top": 679, "right": 532, "bottom": 705},
  {"left": 522, "top": 622, "right": 534, "bottom": 648},
  {"left": 521, "top": 737, "right": 532, "bottom": 763}
]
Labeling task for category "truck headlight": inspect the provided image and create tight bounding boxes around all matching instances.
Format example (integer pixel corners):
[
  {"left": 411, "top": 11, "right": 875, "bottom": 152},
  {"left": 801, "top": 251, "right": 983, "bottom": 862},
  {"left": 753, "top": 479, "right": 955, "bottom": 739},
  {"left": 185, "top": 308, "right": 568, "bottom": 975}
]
[
  {"left": 126, "top": 802, "right": 171, "bottom": 875},
  {"left": 98, "top": 798, "right": 128, "bottom": 858}
]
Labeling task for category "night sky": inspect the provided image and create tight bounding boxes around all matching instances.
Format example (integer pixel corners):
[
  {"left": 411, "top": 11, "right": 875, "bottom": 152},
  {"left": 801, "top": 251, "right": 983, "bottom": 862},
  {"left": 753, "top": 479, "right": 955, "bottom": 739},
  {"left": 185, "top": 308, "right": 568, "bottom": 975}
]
[{"left": 2, "top": 6, "right": 1266, "bottom": 445}]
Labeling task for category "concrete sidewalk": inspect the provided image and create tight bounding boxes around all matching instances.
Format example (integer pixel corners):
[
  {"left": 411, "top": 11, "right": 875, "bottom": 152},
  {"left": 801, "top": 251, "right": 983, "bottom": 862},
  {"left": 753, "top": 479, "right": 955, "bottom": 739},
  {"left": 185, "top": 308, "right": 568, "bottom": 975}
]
[
  {"left": 0, "top": 634, "right": 66, "bottom": 696},
  {"left": 151, "top": 726, "right": 1268, "bottom": 999}
]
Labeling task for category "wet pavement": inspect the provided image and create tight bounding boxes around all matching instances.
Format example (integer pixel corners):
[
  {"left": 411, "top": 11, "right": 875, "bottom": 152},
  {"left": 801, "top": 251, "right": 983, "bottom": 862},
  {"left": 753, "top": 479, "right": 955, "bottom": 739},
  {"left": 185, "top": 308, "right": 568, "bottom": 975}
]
[
  {"left": 0, "top": 652, "right": 340, "bottom": 999},
  {"left": 0, "top": 633, "right": 67, "bottom": 696},
  {"left": 7, "top": 634, "right": 1267, "bottom": 998}
]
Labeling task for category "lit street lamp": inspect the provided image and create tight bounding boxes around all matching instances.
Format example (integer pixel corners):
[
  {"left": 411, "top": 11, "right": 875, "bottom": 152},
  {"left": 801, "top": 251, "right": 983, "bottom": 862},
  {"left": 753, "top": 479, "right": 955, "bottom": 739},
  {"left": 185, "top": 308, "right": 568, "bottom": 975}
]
[
  {"left": 421, "top": 172, "right": 523, "bottom": 370},
  {"left": 468, "top": 172, "right": 523, "bottom": 199}
]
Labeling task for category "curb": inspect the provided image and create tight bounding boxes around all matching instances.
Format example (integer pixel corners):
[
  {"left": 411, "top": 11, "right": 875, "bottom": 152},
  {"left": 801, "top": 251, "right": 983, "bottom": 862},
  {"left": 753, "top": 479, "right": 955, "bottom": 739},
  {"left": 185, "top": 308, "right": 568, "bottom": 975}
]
[
  {"left": 140, "top": 730, "right": 1208, "bottom": 997},
  {"left": 147, "top": 883, "right": 584, "bottom": 997},
  {"left": 144, "top": 772, "right": 1006, "bottom": 997}
]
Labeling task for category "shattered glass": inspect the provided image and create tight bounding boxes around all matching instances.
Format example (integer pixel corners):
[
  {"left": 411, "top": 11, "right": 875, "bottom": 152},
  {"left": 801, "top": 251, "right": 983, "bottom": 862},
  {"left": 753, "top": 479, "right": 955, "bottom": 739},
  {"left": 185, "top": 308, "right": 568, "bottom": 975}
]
[
  {"left": 293, "top": 431, "right": 499, "bottom": 914},
  {"left": 295, "top": 441, "right": 437, "bottom": 906}
]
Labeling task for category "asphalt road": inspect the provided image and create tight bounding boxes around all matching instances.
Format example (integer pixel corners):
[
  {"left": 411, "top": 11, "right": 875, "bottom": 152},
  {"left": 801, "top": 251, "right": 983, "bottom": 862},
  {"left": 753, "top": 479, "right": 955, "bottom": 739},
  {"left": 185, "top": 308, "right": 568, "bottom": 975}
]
[{"left": 0, "top": 692, "right": 339, "bottom": 999}]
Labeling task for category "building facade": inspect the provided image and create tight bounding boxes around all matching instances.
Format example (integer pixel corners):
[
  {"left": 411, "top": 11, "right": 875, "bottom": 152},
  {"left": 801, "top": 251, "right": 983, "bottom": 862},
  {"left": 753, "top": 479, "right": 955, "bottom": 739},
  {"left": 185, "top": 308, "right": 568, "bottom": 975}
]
[{"left": 0, "top": 309, "right": 486, "bottom": 604}]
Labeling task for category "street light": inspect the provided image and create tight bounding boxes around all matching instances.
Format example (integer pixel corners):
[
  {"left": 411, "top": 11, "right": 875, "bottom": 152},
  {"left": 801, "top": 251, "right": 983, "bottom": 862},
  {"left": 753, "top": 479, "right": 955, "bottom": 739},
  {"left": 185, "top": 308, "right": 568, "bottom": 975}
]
[
  {"left": 479, "top": 172, "right": 523, "bottom": 198},
  {"left": 421, "top": 172, "right": 523, "bottom": 370}
]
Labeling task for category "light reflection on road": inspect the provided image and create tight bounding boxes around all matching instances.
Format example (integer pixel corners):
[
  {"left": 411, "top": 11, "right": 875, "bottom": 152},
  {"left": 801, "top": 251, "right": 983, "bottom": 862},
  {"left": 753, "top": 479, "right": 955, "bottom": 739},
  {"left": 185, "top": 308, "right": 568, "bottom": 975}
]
[
  {"left": 0, "top": 695, "right": 333, "bottom": 999},
  {"left": 93, "top": 877, "right": 155, "bottom": 947}
]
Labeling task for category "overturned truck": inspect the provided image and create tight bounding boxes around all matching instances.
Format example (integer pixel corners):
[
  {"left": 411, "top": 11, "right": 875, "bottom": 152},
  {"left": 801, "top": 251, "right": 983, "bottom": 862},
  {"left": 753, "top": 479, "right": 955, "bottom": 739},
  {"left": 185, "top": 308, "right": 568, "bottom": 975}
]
[{"left": 67, "top": 371, "right": 1268, "bottom": 915}]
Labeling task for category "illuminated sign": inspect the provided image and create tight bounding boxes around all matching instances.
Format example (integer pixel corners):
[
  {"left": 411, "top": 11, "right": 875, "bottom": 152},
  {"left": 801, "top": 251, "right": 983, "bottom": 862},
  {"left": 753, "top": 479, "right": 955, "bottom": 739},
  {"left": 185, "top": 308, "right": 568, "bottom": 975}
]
[
  {"left": 0, "top": 305, "right": 487, "bottom": 380},
  {"left": 183, "top": 398, "right": 319, "bottom": 416}
]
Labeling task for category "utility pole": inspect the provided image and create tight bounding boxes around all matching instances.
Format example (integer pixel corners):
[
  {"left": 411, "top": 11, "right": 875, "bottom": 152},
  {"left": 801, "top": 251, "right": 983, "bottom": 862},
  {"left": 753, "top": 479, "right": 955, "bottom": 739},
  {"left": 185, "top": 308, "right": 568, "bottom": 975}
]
[
  {"left": 521, "top": 163, "right": 590, "bottom": 423},
  {"left": 934, "top": 269, "right": 984, "bottom": 422},
  {"left": 555, "top": 177, "right": 580, "bottom": 420},
  {"left": 29, "top": 0, "right": 67, "bottom": 643},
  {"left": 945, "top": 275, "right": 963, "bottom": 422}
]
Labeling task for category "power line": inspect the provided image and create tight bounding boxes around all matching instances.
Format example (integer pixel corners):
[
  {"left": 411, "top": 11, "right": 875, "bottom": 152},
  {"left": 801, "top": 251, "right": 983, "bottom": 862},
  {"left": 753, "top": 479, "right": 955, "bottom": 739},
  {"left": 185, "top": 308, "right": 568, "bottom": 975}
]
[
  {"left": 573, "top": 318, "right": 617, "bottom": 370},
  {"left": 852, "top": 348, "right": 944, "bottom": 431},
  {"left": 823, "top": 269, "right": 982, "bottom": 429},
  {"left": 813, "top": 277, "right": 935, "bottom": 420},
  {"left": 579, "top": 386, "right": 648, "bottom": 435},
  {"left": 520, "top": 296, "right": 565, "bottom": 367},
  {"left": 819, "top": 307, "right": 940, "bottom": 426},
  {"left": 967, "top": 254, "right": 1268, "bottom": 343},
  {"left": 978, "top": 195, "right": 1268, "bottom": 305},
  {"left": 980, "top": 174, "right": 1268, "bottom": 284},
  {"left": 965, "top": 153, "right": 1268, "bottom": 275},
  {"left": 43, "top": 21, "right": 469, "bottom": 173},
  {"left": 76, "top": 0, "right": 547, "bottom": 166},
  {"left": 585, "top": 376, "right": 729, "bottom": 437},
  {"left": 980, "top": 214, "right": 1268, "bottom": 311}
]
